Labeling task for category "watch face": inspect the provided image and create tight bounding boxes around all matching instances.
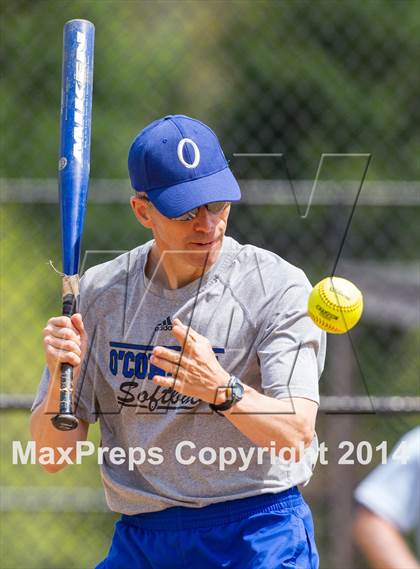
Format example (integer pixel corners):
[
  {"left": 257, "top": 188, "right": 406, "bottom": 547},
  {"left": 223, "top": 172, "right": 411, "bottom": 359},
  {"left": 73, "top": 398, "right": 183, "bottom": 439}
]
[{"left": 231, "top": 377, "right": 245, "bottom": 401}]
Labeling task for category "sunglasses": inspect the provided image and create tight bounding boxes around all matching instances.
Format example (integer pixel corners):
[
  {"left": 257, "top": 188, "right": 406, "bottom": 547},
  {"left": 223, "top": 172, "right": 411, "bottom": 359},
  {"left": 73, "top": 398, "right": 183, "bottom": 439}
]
[{"left": 139, "top": 196, "right": 230, "bottom": 221}]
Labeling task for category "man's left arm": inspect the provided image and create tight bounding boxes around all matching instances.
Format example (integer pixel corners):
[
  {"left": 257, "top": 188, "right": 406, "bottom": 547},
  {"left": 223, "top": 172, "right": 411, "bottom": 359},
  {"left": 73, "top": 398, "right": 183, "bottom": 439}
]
[
  {"left": 223, "top": 389, "right": 317, "bottom": 456},
  {"left": 151, "top": 325, "right": 317, "bottom": 454},
  {"left": 223, "top": 274, "right": 325, "bottom": 454}
]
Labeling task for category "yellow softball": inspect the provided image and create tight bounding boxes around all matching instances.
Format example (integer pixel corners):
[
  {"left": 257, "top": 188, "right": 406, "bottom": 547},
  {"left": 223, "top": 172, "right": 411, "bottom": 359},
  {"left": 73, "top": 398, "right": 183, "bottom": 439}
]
[{"left": 308, "top": 276, "right": 363, "bottom": 334}]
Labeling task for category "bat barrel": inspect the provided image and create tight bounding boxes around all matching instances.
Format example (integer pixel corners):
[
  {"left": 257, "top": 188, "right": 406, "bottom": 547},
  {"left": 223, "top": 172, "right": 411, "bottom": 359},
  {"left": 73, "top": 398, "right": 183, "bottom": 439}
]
[{"left": 59, "top": 19, "right": 94, "bottom": 276}]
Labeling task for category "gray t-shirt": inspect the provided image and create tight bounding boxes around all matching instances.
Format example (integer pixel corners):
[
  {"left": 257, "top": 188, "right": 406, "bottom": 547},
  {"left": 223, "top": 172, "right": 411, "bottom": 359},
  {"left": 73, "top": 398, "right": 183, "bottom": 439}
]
[{"left": 33, "top": 236, "right": 326, "bottom": 515}]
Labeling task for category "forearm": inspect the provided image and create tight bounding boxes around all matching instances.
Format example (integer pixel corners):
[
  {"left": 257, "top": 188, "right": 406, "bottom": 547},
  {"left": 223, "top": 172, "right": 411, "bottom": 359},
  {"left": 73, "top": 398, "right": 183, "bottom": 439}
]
[
  {"left": 223, "top": 385, "right": 315, "bottom": 454},
  {"left": 353, "top": 508, "right": 420, "bottom": 569},
  {"left": 30, "top": 372, "right": 88, "bottom": 472},
  {"left": 149, "top": 321, "right": 318, "bottom": 454}
]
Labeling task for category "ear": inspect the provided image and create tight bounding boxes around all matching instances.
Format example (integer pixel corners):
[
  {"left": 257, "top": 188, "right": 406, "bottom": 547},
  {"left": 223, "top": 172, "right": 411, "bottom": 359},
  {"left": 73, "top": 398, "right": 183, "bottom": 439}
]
[{"left": 130, "top": 196, "right": 153, "bottom": 229}]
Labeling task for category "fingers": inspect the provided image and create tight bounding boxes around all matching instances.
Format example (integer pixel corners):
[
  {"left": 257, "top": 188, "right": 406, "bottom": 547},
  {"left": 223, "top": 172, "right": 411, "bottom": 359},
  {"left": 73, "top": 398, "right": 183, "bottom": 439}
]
[
  {"left": 152, "top": 347, "right": 183, "bottom": 364},
  {"left": 152, "top": 375, "right": 183, "bottom": 391},
  {"left": 43, "top": 314, "right": 86, "bottom": 371},
  {"left": 44, "top": 343, "right": 82, "bottom": 367},
  {"left": 171, "top": 318, "right": 200, "bottom": 345},
  {"left": 44, "top": 335, "right": 82, "bottom": 357},
  {"left": 150, "top": 353, "right": 186, "bottom": 378},
  {"left": 43, "top": 315, "right": 83, "bottom": 343},
  {"left": 71, "top": 313, "right": 86, "bottom": 337},
  {"left": 44, "top": 316, "right": 72, "bottom": 330}
]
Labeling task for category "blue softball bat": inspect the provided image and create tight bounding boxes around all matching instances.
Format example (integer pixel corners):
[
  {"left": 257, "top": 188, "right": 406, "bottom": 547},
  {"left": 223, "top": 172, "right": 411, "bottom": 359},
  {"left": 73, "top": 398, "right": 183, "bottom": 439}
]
[{"left": 59, "top": 19, "right": 94, "bottom": 276}]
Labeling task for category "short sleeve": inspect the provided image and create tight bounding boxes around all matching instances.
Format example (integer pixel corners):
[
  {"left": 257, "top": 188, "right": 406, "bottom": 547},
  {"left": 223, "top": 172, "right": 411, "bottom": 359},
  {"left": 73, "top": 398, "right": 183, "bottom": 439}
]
[
  {"left": 354, "top": 428, "right": 420, "bottom": 533},
  {"left": 257, "top": 274, "right": 326, "bottom": 403},
  {"left": 31, "top": 366, "right": 52, "bottom": 412}
]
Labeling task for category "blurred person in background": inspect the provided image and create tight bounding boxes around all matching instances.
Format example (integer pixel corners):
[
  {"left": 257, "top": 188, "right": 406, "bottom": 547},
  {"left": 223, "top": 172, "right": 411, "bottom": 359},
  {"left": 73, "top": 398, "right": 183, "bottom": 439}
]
[{"left": 353, "top": 427, "right": 420, "bottom": 569}]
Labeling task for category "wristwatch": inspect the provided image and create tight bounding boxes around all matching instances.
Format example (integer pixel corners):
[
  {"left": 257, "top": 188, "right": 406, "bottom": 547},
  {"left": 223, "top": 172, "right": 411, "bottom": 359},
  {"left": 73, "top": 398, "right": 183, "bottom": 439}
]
[{"left": 209, "top": 375, "right": 245, "bottom": 416}]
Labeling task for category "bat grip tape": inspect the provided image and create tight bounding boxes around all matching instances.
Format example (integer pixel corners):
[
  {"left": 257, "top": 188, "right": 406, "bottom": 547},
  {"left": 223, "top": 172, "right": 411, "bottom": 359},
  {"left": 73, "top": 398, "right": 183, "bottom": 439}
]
[{"left": 51, "top": 275, "right": 80, "bottom": 431}]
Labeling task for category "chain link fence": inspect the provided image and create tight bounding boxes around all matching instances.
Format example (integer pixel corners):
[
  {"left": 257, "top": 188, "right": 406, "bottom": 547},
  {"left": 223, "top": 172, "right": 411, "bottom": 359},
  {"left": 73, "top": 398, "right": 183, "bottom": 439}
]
[{"left": 1, "top": 1, "right": 419, "bottom": 568}]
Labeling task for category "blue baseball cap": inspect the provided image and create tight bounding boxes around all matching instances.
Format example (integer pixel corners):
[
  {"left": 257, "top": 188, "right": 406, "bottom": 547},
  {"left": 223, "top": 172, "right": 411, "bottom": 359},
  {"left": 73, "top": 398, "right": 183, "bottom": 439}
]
[{"left": 128, "top": 115, "right": 241, "bottom": 218}]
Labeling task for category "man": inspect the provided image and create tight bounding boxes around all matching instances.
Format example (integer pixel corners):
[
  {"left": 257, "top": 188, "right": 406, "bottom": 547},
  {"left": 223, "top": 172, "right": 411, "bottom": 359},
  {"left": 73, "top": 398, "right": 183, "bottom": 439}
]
[
  {"left": 31, "top": 114, "right": 326, "bottom": 568},
  {"left": 353, "top": 427, "right": 420, "bottom": 569}
]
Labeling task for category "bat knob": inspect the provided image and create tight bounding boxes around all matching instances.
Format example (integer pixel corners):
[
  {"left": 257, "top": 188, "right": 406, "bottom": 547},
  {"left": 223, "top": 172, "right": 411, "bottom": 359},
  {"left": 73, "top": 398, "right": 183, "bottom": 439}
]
[{"left": 51, "top": 413, "right": 79, "bottom": 431}]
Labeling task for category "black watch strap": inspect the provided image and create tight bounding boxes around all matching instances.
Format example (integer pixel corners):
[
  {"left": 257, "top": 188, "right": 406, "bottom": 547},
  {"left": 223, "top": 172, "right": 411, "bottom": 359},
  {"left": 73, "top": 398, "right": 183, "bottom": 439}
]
[
  {"left": 209, "top": 376, "right": 244, "bottom": 415},
  {"left": 209, "top": 398, "right": 233, "bottom": 415}
]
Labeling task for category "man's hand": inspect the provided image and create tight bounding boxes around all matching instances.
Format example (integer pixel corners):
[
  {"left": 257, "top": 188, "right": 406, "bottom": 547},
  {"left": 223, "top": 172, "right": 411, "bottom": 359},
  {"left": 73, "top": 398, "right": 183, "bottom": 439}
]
[
  {"left": 31, "top": 313, "right": 89, "bottom": 473},
  {"left": 43, "top": 313, "right": 87, "bottom": 382},
  {"left": 151, "top": 318, "right": 316, "bottom": 457},
  {"left": 151, "top": 318, "right": 230, "bottom": 404}
]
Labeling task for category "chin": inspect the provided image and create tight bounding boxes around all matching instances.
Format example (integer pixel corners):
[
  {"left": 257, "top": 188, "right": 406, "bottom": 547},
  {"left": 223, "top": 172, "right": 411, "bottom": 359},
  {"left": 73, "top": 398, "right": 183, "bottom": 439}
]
[{"left": 185, "top": 245, "right": 221, "bottom": 269}]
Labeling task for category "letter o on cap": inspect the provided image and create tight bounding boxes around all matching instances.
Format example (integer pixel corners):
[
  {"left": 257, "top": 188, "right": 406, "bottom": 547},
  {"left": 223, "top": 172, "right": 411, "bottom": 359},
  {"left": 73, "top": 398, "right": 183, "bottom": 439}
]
[{"left": 177, "top": 138, "right": 200, "bottom": 169}]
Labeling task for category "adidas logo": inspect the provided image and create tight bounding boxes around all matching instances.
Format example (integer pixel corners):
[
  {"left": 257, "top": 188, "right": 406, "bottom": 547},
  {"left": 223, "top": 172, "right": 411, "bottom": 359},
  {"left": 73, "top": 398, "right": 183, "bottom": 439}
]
[{"left": 155, "top": 316, "right": 173, "bottom": 331}]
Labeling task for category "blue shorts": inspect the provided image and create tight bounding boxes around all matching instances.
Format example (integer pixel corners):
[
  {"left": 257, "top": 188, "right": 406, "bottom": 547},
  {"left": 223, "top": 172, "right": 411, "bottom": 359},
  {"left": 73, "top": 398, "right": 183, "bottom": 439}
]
[{"left": 96, "top": 487, "right": 319, "bottom": 569}]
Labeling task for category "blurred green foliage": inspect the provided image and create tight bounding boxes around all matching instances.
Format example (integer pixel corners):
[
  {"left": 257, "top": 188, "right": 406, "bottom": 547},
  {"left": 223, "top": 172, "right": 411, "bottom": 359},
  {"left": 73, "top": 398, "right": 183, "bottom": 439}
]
[
  {"left": 1, "top": 512, "right": 117, "bottom": 568},
  {"left": 1, "top": 0, "right": 419, "bottom": 179}
]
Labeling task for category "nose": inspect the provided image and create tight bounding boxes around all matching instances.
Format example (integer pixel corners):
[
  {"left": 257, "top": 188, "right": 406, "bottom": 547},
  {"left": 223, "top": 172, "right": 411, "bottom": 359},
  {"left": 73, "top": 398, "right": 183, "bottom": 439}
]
[{"left": 193, "top": 206, "right": 216, "bottom": 233}]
